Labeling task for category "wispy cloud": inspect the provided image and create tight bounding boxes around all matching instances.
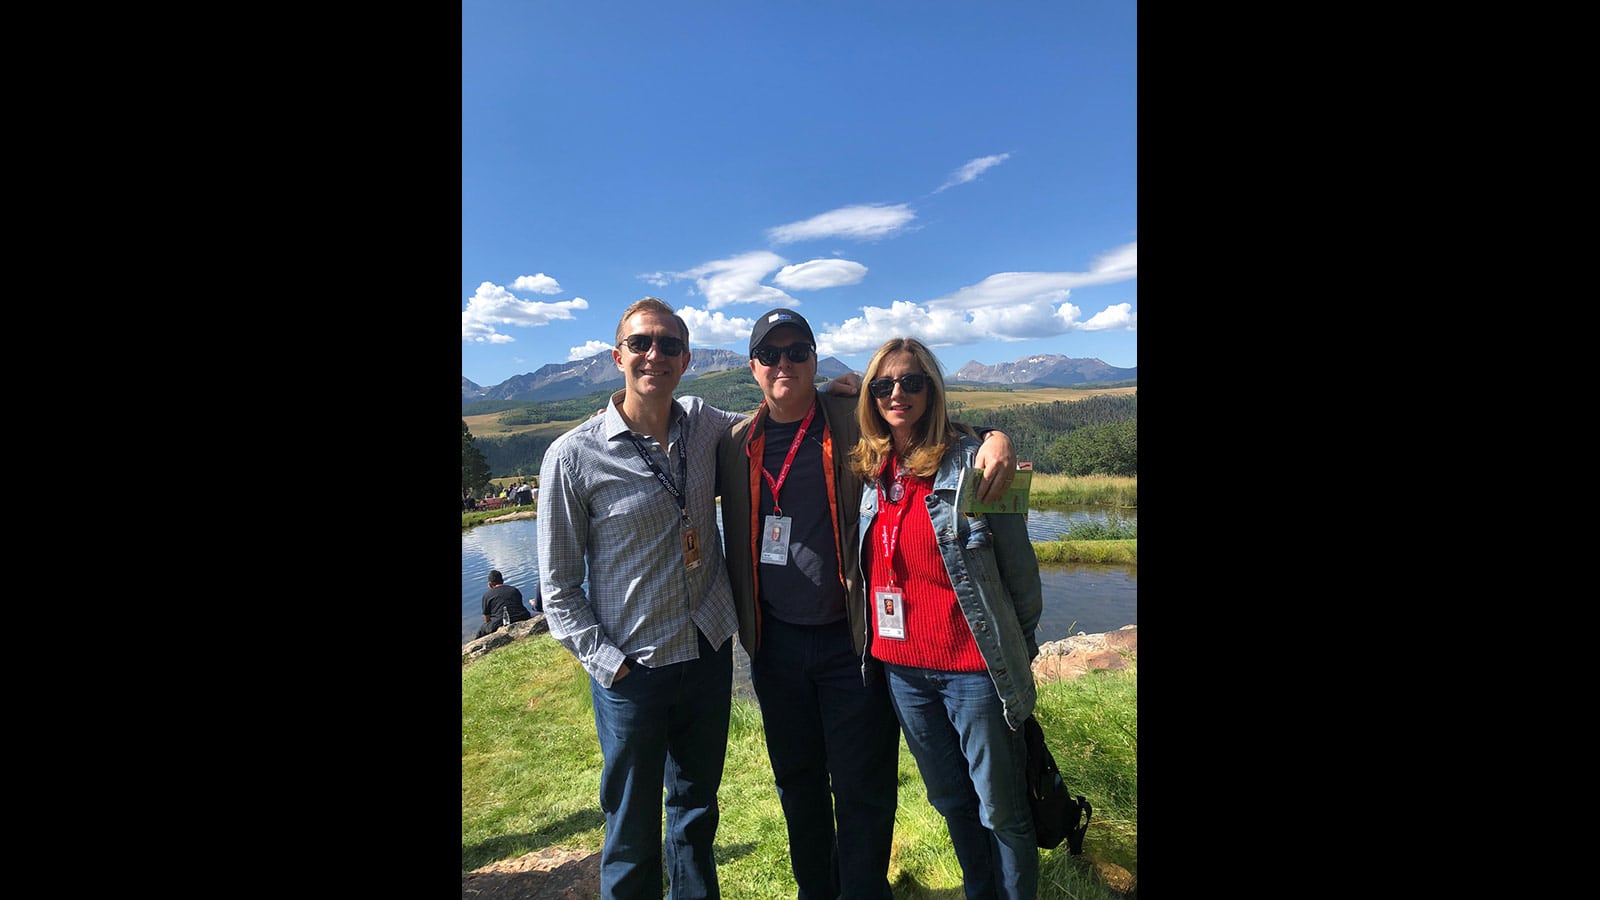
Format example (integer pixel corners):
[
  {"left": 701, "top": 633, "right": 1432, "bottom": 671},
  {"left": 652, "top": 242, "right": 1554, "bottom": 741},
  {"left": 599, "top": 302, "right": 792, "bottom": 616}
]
[
  {"left": 934, "top": 153, "right": 1011, "bottom": 193},
  {"left": 773, "top": 258, "right": 868, "bottom": 290},
  {"left": 633, "top": 254, "right": 868, "bottom": 351},
  {"left": 660, "top": 250, "right": 796, "bottom": 310},
  {"left": 923, "top": 241, "right": 1136, "bottom": 310},
  {"left": 461, "top": 280, "right": 589, "bottom": 343},
  {"left": 767, "top": 204, "right": 916, "bottom": 244}
]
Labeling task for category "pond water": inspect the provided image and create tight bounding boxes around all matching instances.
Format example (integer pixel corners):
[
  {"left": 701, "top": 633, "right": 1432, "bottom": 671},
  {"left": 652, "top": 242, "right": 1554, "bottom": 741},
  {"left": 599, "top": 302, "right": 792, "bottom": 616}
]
[{"left": 462, "top": 508, "right": 1136, "bottom": 649}]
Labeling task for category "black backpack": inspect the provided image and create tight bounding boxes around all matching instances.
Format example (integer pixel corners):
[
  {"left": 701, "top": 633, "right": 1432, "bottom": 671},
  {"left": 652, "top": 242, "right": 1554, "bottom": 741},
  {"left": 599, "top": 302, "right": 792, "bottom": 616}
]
[{"left": 1023, "top": 715, "right": 1092, "bottom": 854}]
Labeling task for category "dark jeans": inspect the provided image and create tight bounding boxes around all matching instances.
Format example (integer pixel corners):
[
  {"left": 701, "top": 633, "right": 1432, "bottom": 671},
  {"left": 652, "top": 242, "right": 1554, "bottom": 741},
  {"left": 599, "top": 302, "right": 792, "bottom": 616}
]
[
  {"left": 885, "top": 664, "right": 1037, "bottom": 900},
  {"left": 591, "top": 629, "right": 733, "bottom": 900},
  {"left": 751, "top": 616, "right": 899, "bottom": 900}
]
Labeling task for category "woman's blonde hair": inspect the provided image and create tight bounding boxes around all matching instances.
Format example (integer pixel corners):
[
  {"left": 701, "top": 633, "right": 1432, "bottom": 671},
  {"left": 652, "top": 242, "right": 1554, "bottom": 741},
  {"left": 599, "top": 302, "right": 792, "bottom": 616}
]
[{"left": 847, "top": 337, "right": 964, "bottom": 480}]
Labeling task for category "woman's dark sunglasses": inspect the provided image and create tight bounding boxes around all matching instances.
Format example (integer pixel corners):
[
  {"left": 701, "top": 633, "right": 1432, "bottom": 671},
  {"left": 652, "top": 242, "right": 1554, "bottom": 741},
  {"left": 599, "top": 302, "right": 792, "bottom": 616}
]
[
  {"left": 620, "top": 334, "right": 686, "bottom": 357},
  {"left": 868, "top": 373, "right": 928, "bottom": 398},
  {"left": 750, "top": 344, "right": 814, "bottom": 366}
]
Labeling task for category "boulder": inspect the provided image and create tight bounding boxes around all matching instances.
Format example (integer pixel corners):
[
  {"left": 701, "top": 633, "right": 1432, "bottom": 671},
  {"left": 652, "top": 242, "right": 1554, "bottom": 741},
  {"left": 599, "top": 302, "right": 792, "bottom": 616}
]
[
  {"left": 462, "top": 616, "right": 550, "bottom": 663},
  {"left": 1032, "top": 624, "right": 1137, "bottom": 683}
]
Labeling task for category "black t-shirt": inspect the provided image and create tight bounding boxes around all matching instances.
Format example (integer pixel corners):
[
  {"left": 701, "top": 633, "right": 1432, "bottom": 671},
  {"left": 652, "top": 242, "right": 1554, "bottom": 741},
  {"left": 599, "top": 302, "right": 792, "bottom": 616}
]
[
  {"left": 758, "top": 411, "right": 846, "bottom": 625},
  {"left": 481, "top": 583, "right": 531, "bottom": 625}
]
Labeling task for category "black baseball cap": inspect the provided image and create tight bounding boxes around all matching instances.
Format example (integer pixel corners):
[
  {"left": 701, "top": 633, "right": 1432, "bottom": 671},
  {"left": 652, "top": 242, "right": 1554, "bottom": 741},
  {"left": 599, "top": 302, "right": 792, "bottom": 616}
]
[{"left": 748, "top": 308, "right": 816, "bottom": 353}]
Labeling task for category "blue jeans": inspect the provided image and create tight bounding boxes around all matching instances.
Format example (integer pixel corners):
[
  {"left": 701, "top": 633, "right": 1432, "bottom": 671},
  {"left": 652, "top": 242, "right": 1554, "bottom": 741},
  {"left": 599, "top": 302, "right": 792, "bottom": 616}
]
[
  {"left": 751, "top": 616, "right": 899, "bottom": 900},
  {"left": 884, "top": 664, "right": 1038, "bottom": 900},
  {"left": 591, "top": 630, "right": 733, "bottom": 899}
]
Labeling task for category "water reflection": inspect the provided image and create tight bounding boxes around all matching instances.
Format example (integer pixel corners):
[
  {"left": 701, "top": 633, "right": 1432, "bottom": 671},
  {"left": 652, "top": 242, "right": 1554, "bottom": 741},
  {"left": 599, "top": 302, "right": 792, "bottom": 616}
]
[{"left": 463, "top": 510, "right": 1135, "bottom": 647}]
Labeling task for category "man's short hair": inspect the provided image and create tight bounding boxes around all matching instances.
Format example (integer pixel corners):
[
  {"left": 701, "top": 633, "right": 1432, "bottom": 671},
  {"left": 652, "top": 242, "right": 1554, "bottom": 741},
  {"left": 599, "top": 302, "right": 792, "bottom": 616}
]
[
  {"left": 488, "top": 569, "right": 504, "bottom": 585},
  {"left": 615, "top": 296, "right": 689, "bottom": 345}
]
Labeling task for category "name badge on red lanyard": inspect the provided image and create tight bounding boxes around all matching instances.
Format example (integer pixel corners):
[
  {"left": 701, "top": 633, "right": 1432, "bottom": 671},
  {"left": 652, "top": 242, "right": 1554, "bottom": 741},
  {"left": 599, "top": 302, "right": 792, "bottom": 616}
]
[
  {"left": 754, "top": 403, "right": 815, "bottom": 569},
  {"left": 875, "top": 471, "right": 910, "bottom": 640}
]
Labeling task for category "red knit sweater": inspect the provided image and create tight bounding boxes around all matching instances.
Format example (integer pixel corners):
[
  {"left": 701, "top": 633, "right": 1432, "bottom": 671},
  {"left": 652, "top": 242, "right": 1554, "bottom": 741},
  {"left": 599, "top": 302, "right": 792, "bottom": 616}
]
[{"left": 868, "top": 473, "right": 986, "bottom": 672}]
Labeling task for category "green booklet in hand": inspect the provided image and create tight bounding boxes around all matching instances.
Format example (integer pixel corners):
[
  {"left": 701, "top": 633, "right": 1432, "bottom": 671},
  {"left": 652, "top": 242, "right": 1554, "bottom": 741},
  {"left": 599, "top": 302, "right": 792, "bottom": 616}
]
[{"left": 956, "top": 465, "right": 1033, "bottom": 515}]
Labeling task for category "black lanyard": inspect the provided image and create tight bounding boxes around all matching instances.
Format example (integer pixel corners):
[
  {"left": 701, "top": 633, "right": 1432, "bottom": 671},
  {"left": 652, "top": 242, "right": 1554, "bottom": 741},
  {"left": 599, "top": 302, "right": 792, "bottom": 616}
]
[{"left": 628, "top": 419, "right": 691, "bottom": 522}]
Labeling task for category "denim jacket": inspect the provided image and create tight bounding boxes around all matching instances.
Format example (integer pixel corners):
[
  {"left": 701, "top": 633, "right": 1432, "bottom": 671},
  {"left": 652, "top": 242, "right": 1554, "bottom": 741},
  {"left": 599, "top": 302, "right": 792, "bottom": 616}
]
[{"left": 856, "top": 434, "right": 1043, "bottom": 730}]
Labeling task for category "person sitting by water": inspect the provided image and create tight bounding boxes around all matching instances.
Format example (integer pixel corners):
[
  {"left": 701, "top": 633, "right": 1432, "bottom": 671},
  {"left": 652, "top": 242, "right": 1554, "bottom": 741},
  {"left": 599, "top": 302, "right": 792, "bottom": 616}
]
[{"left": 476, "top": 569, "right": 532, "bottom": 638}]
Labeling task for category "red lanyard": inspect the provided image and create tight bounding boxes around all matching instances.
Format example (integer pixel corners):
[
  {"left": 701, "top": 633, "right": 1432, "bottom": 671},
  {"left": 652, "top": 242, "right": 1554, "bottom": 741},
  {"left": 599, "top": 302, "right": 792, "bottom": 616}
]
[
  {"left": 751, "top": 402, "right": 815, "bottom": 516},
  {"left": 877, "top": 456, "right": 911, "bottom": 589}
]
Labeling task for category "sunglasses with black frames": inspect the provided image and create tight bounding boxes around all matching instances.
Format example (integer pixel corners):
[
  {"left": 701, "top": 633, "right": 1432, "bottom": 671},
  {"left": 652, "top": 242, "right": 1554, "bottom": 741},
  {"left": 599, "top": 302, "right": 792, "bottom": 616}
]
[
  {"left": 620, "top": 334, "right": 686, "bottom": 357},
  {"left": 750, "top": 344, "right": 814, "bottom": 366},
  {"left": 867, "top": 373, "right": 929, "bottom": 398}
]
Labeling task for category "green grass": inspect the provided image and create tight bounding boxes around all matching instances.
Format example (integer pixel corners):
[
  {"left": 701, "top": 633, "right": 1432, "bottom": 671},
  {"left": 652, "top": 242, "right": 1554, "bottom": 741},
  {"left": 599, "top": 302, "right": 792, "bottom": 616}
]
[
  {"left": 461, "top": 505, "right": 533, "bottom": 529},
  {"left": 463, "top": 635, "right": 1137, "bottom": 897},
  {"left": 1028, "top": 473, "right": 1137, "bottom": 509}
]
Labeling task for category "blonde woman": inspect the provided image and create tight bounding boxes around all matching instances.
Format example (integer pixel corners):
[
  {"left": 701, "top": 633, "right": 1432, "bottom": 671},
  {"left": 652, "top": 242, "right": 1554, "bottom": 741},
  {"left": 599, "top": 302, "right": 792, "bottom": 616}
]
[{"left": 848, "top": 337, "right": 1042, "bottom": 899}]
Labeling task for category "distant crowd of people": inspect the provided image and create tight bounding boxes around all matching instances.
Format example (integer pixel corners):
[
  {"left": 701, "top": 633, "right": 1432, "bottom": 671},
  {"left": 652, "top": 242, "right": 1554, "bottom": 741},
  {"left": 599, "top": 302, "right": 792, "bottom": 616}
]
[{"left": 462, "top": 479, "right": 538, "bottom": 512}]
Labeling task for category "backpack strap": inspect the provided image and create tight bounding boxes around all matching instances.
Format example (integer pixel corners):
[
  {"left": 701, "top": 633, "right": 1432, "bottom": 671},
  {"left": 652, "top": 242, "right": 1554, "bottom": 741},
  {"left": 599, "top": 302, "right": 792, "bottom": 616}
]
[{"left": 1066, "top": 795, "right": 1092, "bottom": 855}]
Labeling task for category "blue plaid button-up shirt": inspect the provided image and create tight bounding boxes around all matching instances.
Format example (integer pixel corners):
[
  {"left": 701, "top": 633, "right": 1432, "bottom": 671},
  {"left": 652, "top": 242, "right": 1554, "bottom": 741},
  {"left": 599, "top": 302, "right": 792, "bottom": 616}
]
[{"left": 537, "top": 392, "right": 744, "bottom": 687}]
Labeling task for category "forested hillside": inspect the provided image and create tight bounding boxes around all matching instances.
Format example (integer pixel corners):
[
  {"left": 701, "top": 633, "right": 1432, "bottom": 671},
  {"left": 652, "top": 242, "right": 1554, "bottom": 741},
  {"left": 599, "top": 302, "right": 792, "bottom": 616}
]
[
  {"left": 470, "top": 369, "right": 776, "bottom": 481},
  {"left": 953, "top": 393, "right": 1137, "bottom": 476}
]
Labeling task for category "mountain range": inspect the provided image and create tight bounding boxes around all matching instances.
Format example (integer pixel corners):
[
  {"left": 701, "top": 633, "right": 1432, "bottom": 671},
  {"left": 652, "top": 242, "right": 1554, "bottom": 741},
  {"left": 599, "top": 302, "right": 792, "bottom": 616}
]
[{"left": 462, "top": 349, "right": 1135, "bottom": 405}]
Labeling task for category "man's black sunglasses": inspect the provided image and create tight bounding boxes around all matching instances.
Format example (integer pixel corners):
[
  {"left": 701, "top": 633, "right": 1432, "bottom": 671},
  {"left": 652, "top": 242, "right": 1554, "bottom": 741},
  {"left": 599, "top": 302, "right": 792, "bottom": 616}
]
[
  {"left": 867, "top": 373, "right": 929, "bottom": 398},
  {"left": 750, "top": 344, "right": 814, "bottom": 366},
  {"left": 620, "top": 334, "right": 686, "bottom": 357}
]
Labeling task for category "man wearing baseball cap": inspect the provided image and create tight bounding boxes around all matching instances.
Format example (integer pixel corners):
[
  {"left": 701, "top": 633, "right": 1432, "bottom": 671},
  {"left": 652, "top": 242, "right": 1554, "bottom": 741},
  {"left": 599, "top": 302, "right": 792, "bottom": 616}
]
[{"left": 718, "top": 308, "right": 1015, "bottom": 898}]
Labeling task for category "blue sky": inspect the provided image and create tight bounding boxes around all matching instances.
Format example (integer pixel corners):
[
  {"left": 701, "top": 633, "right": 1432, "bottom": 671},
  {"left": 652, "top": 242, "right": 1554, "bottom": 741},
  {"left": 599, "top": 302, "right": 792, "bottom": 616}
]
[{"left": 462, "top": 1, "right": 1136, "bottom": 389}]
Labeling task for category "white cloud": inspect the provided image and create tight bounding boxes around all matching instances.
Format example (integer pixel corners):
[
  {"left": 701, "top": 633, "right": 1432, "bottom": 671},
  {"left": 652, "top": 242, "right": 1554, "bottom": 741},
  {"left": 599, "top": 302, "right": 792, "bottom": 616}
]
[
  {"left": 664, "top": 250, "right": 796, "bottom": 310},
  {"left": 972, "top": 300, "right": 1078, "bottom": 340},
  {"left": 773, "top": 258, "right": 868, "bottom": 290},
  {"left": 1087, "top": 242, "right": 1137, "bottom": 280},
  {"left": 676, "top": 306, "right": 761, "bottom": 346},
  {"left": 817, "top": 300, "right": 976, "bottom": 356},
  {"left": 817, "top": 294, "right": 1132, "bottom": 359},
  {"left": 568, "top": 340, "right": 613, "bottom": 361},
  {"left": 811, "top": 243, "right": 1136, "bottom": 357},
  {"left": 924, "top": 241, "right": 1137, "bottom": 310},
  {"left": 461, "top": 280, "right": 590, "bottom": 343},
  {"left": 1077, "top": 302, "right": 1136, "bottom": 332},
  {"left": 934, "top": 153, "right": 1011, "bottom": 193},
  {"left": 767, "top": 204, "right": 916, "bottom": 244},
  {"left": 511, "top": 273, "right": 563, "bottom": 294}
]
